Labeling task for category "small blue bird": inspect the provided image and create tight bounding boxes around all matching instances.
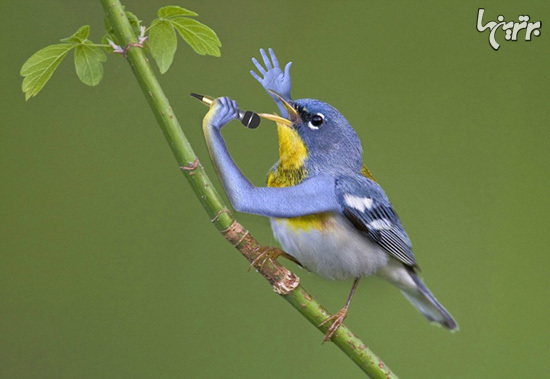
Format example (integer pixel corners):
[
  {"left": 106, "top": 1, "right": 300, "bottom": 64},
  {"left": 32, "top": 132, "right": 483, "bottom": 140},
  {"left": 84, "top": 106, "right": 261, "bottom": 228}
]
[{"left": 201, "top": 48, "right": 457, "bottom": 341}]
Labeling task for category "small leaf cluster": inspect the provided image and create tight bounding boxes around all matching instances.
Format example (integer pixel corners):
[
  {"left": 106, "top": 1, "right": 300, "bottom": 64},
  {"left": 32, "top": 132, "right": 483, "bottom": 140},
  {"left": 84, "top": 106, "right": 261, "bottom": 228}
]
[
  {"left": 20, "top": 26, "right": 105, "bottom": 100},
  {"left": 148, "top": 6, "right": 221, "bottom": 73},
  {"left": 20, "top": 5, "right": 221, "bottom": 100}
]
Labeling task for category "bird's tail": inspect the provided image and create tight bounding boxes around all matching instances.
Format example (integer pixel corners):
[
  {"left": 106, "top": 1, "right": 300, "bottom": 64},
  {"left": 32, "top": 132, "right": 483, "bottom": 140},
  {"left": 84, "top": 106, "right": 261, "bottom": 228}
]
[{"left": 378, "top": 262, "right": 458, "bottom": 331}]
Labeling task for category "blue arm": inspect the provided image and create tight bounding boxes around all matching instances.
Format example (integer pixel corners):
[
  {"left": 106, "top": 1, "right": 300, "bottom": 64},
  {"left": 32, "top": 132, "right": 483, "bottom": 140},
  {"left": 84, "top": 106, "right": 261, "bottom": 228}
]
[
  {"left": 250, "top": 48, "right": 293, "bottom": 119},
  {"left": 202, "top": 97, "right": 340, "bottom": 218}
]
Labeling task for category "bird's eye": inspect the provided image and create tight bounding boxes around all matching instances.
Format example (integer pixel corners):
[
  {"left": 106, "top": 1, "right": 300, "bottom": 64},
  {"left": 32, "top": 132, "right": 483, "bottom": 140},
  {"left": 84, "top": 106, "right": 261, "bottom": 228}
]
[{"left": 308, "top": 113, "right": 325, "bottom": 130}]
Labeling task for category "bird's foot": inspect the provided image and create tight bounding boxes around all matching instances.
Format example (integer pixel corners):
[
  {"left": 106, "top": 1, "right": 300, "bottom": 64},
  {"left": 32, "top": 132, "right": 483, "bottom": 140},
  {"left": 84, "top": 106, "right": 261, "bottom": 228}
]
[
  {"left": 319, "top": 308, "right": 348, "bottom": 343},
  {"left": 248, "top": 246, "right": 298, "bottom": 272}
]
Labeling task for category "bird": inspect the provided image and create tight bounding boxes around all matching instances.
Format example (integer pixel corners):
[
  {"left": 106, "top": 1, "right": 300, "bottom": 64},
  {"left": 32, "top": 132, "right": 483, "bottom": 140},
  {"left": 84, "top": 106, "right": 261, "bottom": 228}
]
[{"left": 200, "top": 48, "right": 458, "bottom": 342}]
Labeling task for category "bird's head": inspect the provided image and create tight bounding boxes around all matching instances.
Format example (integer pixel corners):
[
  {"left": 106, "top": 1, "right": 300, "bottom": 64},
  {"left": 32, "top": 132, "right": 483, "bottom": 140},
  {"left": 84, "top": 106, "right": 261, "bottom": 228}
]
[{"left": 260, "top": 91, "right": 363, "bottom": 175}]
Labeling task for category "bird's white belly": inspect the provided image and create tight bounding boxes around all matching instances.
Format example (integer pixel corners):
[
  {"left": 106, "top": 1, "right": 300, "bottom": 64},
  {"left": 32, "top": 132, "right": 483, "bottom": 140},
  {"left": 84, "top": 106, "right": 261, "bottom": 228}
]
[{"left": 270, "top": 213, "right": 389, "bottom": 280}]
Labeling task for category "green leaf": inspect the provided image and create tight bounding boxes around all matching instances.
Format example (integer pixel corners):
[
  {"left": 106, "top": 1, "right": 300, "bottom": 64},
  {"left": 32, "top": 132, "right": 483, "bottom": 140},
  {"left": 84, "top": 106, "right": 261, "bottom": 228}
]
[
  {"left": 146, "top": 6, "right": 220, "bottom": 73},
  {"left": 102, "top": 32, "right": 119, "bottom": 48},
  {"left": 74, "top": 41, "right": 107, "bottom": 86},
  {"left": 158, "top": 5, "right": 198, "bottom": 18},
  {"left": 61, "top": 25, "right": 90, "bottom": 43},
  {"left": 149, "top": 20, "right": 177, "bottom": 74},
  {"left": 170, "top": 18, "right": 221, "bottom": 56},
  {"left": 126, "top": 11, "right": 141, "bottom": 35},
  {"left": 20, "top": 43, "right": 74, "bottom": 100}
]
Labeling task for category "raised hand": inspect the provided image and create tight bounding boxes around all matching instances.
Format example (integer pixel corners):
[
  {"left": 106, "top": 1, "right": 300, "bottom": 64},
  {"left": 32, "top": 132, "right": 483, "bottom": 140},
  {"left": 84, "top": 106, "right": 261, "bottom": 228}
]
[{"left": 250, "top": 48, "right": 292, "bottom": 104}]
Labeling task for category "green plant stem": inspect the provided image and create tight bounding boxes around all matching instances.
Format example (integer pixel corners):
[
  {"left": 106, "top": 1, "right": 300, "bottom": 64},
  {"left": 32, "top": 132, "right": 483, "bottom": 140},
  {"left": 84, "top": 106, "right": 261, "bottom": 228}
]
[{"left": 100, "top": 1, "right": 397, "bottom": 377}]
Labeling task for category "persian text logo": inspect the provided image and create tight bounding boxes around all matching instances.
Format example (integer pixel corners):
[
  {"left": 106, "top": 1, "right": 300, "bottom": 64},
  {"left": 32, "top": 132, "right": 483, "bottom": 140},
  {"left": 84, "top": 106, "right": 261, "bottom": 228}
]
[{"left": 476, "top": 8, "right": 542, "bottom": 51}]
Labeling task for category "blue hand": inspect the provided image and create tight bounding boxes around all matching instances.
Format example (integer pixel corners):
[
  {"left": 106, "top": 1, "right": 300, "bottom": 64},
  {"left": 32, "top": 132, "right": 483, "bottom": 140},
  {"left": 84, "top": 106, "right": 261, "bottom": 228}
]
[
  {"left": 250, "top": 48, "right": 292, "bottom": 103},
  {"left": 207, "top": 97, "right": 240, "bottom": 131}
]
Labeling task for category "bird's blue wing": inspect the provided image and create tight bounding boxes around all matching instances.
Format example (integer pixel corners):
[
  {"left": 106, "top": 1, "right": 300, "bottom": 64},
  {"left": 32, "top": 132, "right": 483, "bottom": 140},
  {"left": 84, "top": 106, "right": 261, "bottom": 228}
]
[{"left": 336, "top": 175, "right": 417, "bottom": 267}]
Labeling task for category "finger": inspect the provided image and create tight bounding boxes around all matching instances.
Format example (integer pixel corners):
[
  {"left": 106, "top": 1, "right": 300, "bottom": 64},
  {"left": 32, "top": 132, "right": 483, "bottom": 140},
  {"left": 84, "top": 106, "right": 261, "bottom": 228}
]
[
  {"left": 268, "top": 48, "right": 280, "bottom": 69},
  {"left": 220, "top": 97, "right": 228, "bottom": 109},
  {"left": 260, "top": 48, "right": 272, "bottom": 70},
  {"left": 252, "top": 57, "right": 266, "bottom": 75},
  {"left": 284, "top": 61, "right": 293, "bottom": 77},
  {"left": 250, "top": 70, "right": 262, "bottom": 82},
  {"left": 212, "top": 98, "right": 223, "bottom": 116},
  {"left": 230, "top": 99, "right": 239, "bottom": 114}
]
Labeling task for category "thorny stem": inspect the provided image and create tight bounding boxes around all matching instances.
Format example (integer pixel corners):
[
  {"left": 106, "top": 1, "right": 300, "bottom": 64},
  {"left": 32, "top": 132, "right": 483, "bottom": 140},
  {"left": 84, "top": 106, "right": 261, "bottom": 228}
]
[{"left": 100, "top": 1, "right": 397, "bottom": 377}]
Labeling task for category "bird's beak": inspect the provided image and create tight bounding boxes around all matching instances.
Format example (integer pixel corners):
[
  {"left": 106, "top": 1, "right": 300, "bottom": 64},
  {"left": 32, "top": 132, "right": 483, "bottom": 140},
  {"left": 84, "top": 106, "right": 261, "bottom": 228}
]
[
  {"left": 258, "top": 90, "right": 301, "bottom": 127},
  {"left": 257, "top": 112, "right": 293, "bottom": 126}
]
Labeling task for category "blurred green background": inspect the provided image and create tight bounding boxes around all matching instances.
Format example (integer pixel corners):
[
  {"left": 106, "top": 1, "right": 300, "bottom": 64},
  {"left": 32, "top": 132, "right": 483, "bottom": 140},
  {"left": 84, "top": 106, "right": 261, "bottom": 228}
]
[{"left": 1, "top": 1, "right": 549, "bottom": 378}]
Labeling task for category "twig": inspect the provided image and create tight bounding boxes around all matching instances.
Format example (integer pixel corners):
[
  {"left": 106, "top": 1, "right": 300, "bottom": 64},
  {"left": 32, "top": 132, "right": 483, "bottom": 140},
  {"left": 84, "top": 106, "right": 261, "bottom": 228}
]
[{"left": 100, "top": 1, "right": 397, "bottom": 377}]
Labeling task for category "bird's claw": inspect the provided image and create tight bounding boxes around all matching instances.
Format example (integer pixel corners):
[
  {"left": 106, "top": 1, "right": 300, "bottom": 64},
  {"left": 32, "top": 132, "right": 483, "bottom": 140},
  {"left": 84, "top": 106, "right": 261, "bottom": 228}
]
[
  {"left": 319, "top": 308, "right": 349, "bottom": 343},
  {"left": 248, "top": 246, "right": 284, "bottom": 272}
]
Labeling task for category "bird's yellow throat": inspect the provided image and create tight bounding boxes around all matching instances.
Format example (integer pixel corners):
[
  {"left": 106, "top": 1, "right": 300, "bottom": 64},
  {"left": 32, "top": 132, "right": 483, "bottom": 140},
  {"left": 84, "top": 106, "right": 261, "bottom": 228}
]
[
  {"left": 267, "top": 123, "right": 308, "bottom": 188},
  {"left": 267, "top": 123, "right": 331, "bottom": 230}
]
